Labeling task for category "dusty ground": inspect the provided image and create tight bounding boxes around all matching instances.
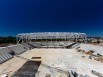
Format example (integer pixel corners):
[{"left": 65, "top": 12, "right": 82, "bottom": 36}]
[{"left": 0, "top": 48, "right": 103, "bottom": 77}]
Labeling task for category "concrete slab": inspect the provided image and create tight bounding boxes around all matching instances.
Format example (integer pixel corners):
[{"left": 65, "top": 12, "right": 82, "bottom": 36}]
[{"left": 0, "top": 49, "right": 103, "bottom": 77}]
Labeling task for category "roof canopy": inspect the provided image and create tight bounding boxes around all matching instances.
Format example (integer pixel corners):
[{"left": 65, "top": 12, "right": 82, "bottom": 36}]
[{"left": 16, "top": 32, "right": 87, "bottom": 43}]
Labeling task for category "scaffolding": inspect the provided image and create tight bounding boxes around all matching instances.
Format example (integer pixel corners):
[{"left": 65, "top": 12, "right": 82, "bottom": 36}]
[{"left": 16, "top": 32, "right": 87, "bottom": 43}]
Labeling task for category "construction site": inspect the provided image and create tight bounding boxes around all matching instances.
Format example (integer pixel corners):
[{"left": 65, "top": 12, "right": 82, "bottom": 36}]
[{"left": 0, "top": 32, "right": 103, "bottom": 77}]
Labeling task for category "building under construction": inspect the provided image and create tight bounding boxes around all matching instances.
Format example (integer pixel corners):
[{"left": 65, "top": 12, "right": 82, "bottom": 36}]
[{"left": 0, "top": 32, "right": 103, "bottom": 77}]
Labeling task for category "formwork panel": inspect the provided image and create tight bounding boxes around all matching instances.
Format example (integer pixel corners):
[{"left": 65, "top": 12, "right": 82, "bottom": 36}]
[{"left": 12, "top": 61, "right": 41, "bottom": 77}]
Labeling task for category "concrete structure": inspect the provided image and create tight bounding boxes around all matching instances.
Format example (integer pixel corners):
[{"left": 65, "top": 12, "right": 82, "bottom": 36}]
[
  {"left": 1, "top": 32, "right": 103, "bottom": 77},
  {"left": 0, "top": 49, "right": 103, "bottom": 77}
]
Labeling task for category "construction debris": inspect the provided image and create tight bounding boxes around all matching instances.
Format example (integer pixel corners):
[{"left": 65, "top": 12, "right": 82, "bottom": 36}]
[
  {"left": 45, "top": 74, "right": 51, "bottom": 77},
  {"left": 1, "top": 74, "right": 8, "bottom": 77},
  {"left": 91, "top": 70, "right": 103, "bottom": 77},
  {"left": 94, "top": 56, "right": 103, "bottom": 62},
  {"left": 85, "top": 50, "right": 94, "bottom": 55}
]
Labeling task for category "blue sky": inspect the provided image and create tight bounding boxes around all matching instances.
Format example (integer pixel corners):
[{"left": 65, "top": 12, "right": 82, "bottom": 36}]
[{"left": 0, "top": 0, "right": 103, "bottom": 36}]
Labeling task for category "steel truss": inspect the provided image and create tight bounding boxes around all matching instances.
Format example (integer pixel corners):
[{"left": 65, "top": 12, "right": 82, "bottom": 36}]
[{"left": 16, "top": 32, "right": 87, "bottom": 43}]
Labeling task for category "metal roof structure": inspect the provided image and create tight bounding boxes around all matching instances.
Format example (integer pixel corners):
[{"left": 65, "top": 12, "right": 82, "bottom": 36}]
[{"left": 16, "top": 32, "right": 87, "bottom": 43}]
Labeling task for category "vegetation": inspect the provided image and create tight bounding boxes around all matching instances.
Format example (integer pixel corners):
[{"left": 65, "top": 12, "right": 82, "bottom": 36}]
[{"left": 0, "top": 36, "right": 16, "bottom": 44}]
